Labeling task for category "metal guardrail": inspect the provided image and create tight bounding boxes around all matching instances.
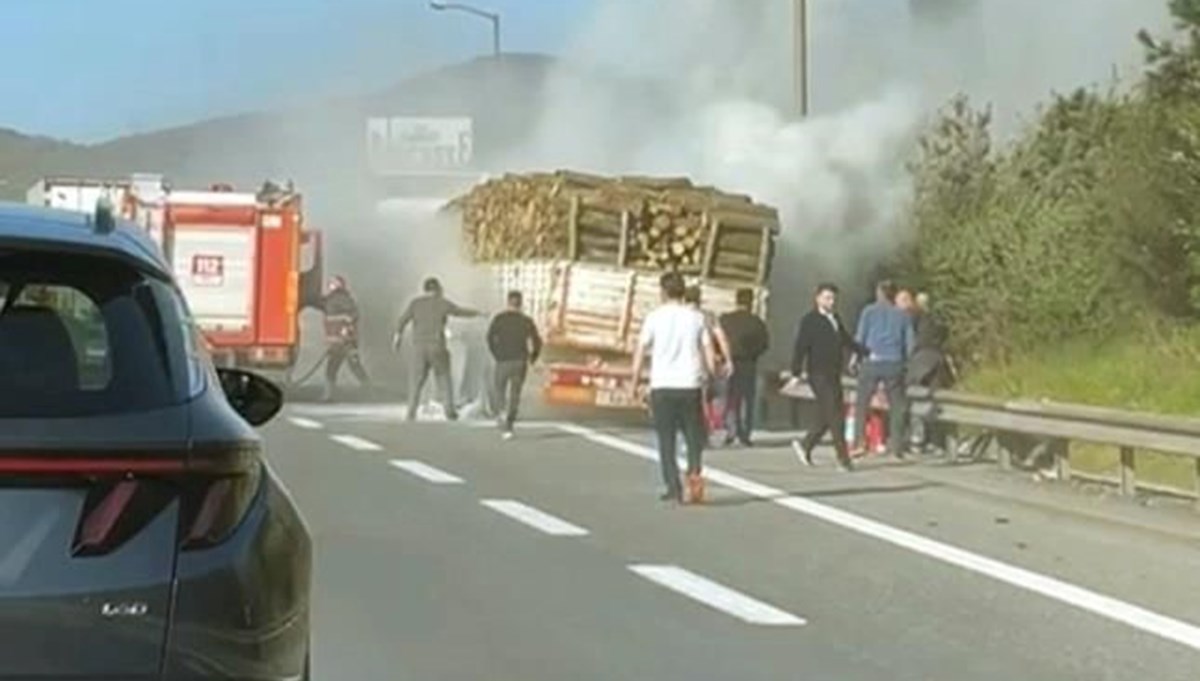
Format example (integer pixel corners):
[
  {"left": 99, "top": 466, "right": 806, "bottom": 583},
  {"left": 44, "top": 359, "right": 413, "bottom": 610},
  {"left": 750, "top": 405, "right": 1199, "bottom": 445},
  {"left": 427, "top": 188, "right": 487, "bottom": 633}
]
[{"left": 776, "top": 378, "right": 1200, "bottom": 507}]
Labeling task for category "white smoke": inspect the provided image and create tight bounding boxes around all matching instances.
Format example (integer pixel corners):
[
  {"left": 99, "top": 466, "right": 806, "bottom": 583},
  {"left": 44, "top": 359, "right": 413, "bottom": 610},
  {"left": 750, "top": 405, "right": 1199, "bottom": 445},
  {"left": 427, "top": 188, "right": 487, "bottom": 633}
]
[
  {"left": 497, "top": 0, "right": 924, "bottom": 346},
  {"left": 287, "top": 0, "right": 1176, "bottom": 374}
]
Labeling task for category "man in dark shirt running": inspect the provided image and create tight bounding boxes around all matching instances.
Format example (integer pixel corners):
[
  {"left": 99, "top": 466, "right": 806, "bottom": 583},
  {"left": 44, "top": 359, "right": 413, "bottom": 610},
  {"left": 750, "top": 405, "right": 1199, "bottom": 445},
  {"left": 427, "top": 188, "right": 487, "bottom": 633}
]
[
  {"left": 487, "top": 290, "right": 543, "bottom": 440},
  {"left": 394, "top": 277, "right": 482, "bottom": 422},
  {"left": 718, "top": 288, "right": 769, "bottom": 446}
]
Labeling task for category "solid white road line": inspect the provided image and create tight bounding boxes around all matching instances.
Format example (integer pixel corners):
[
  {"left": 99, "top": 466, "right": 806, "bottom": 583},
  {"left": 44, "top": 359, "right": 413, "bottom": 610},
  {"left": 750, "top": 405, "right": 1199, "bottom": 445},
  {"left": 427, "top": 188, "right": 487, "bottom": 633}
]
[
  {"left": 389, "top": 459, "right": 465, "bottom": 484},
  {"left": 480, "top": 499, "right": 589, "bottom": 536},
  {"left": 286, "top": 417, "right": 324, "bottom": 430},
  {"left": 562, "top": 423, "right": 1200, "bottom": 652},
  {"left": 329, "top": 434, "right": 383, "bottom": 452},
  {"left": 629, "top": 564, "right": 806, "bottom": 626}
]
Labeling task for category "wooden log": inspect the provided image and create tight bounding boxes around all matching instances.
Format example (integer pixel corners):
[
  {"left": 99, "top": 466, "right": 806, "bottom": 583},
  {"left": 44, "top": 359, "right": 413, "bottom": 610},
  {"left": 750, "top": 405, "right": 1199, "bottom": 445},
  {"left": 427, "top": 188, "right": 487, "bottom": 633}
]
[
  {"left": 576, "top": 209, "right": 623, "bottom": 233},
  {"left": 568, "top": 195, "right": 580, "bottom": 260},
  {"left": 578, "top": 247, "right": 620, "bottom": 265},
  {"left": 717, "top": 230, "right": 769, "bottom": 255},
  {"left": 619, "top": 175, "right": 694, "bottom": 190},
  {"left": 712, "top": 266, "right": 760, "bottom": 282},
  {"left": 579, "top": 231, "right": 621, "bottom": 251},
  {"left": 618, "top": 211, "right": 631, "bottom": 266},
  {"left": 714, "top": 251, "right": 763, "bottom": 270},
  {"left": 554, "top": 169, "right": 608, "bottom": 188},
  {"left": 702, "top": 215, "right": 720, "bottom": 277},
  {"left": 709, "top": 209, "right": 778, "bottom": 232},
  {"left": 755, "top": 228, "right": 773, "bottom": 284}
]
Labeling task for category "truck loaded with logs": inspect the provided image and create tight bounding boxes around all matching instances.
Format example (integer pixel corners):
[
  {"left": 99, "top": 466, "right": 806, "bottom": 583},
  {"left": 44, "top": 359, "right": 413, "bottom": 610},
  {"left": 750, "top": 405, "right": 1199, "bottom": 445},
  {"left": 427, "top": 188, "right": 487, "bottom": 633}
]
[{"left": 445, "top": 169, "right": 778, "bottom": 410}]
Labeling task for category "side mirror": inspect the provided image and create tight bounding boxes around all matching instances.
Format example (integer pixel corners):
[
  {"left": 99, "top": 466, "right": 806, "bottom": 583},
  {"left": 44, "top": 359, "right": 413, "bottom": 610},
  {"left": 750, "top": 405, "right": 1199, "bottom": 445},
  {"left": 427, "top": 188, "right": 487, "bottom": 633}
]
[{"left": 217, "top": 368, "right": 283, "bottom": 427}]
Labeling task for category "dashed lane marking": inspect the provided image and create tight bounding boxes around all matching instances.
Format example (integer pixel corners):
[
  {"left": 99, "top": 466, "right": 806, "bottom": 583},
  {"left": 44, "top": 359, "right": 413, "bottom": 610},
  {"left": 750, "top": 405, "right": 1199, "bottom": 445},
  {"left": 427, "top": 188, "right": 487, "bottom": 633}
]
[
  {"left": 329, "top": 434, "right": 383, "bottom": 452},
  {"left": 480, "top": 499, "right": 589, "bottom": 536},
  {"left": 389, "top": 459, "right": 465, "bottom": 484},
  {"left": 286, "top": 417, "right": 323, "bottom": 430},
  {"left": 629, "top": 564, "right": 806, "bottom": 626}
]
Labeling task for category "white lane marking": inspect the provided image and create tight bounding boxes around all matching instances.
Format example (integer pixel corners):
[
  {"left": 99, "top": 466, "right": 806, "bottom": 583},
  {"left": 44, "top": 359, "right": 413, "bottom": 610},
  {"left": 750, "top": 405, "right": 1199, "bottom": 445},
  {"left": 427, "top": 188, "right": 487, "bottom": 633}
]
[
  {"left": 629, "top": 564, "right": 806, "bottom": 626},
  {"left": 389, "top": 459, "right": 464, "bottom": 484},
  {"left": 480, "top": 499, "right": 589, "bottom": 536},
  {"left": 287, "top": 417, "right": 323, "bottom": 430},
  {"left": 563, "top": 424, "right": 1200, "bottom": 652},
  {"left": 329, "top": 434, "right": 382, "bottom": 451}
]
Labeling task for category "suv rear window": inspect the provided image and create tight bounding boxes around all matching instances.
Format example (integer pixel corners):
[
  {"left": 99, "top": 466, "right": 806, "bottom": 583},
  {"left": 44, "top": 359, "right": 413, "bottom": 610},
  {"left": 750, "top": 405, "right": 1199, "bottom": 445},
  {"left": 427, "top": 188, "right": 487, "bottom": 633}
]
[{"left": 0, "top": 251, "right": 189, "bottom": 417}]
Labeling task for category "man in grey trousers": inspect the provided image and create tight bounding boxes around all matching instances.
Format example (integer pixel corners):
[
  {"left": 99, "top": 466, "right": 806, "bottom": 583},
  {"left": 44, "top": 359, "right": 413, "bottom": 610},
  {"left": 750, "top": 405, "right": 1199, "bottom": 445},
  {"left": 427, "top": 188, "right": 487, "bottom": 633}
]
[
  {"left": 486, "top": 290, "right": 543, "bottom": 439},
  {"left": 393, "top": 277, "right": 483, "bottom": 422},
  {"left": 853, "top": 280, "right": 915, "bottom": 457}
]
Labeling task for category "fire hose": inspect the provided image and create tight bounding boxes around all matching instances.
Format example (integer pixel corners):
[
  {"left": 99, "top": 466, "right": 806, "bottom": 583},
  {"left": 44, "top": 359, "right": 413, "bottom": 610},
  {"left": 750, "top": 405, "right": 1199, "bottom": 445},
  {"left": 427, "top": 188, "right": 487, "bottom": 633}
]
[{"left": 288, "top": 346, "right": 333, "bottom": 387}]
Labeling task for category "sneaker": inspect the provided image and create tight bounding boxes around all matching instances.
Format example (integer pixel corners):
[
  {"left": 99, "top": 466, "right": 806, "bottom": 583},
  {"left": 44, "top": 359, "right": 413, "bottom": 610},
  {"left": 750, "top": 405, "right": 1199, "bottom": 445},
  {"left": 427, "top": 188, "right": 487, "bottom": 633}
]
[
  {"left": 659, "top": 490, "right": 683, "bottom": 503},
  {"left": 502, "top": 430, "right": 515, "bottom": 441},
  {"left": 791, "top": 440, "right": 814, "bottom": 466},
  {"left": 836, "top": 457, "right": 855, "bottom": 473}
]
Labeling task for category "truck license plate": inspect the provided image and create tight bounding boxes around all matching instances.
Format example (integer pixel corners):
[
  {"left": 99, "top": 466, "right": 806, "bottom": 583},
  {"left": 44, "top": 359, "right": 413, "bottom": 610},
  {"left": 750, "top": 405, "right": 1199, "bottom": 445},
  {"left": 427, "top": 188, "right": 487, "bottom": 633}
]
[{"left": 596, "top": 390, "right": 631, "bottom": 407}]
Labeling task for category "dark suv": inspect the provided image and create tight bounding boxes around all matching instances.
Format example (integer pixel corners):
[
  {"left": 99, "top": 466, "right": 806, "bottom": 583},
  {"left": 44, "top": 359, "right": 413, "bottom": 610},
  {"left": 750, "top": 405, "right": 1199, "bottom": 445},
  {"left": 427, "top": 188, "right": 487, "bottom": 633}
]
[{"left": 0, "top": 203, "right": 311, "bottom": 680}]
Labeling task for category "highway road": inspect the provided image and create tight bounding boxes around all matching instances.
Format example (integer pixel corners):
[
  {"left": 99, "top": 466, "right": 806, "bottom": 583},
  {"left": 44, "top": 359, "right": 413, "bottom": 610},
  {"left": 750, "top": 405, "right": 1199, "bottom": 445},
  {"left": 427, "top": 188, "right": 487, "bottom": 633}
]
[{"left": 266, "top": 402, "right": 1200, "bottom": 681}]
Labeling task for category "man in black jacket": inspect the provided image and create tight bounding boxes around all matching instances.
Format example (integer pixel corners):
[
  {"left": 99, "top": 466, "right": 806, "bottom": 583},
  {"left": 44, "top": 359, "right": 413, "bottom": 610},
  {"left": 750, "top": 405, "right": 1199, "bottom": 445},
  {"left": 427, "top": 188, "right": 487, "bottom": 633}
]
[
  {"left": 321, "top": 275, "right": 370, "bottom": 402},
  {"left": 486, "top": 290, "right": 543, "bottom": 439},
  {"left": 788, "top": 283, "right": 864, "bottom": 471},
  {"left": 718, "top": 288, "right": 769, "bottom": 446}
]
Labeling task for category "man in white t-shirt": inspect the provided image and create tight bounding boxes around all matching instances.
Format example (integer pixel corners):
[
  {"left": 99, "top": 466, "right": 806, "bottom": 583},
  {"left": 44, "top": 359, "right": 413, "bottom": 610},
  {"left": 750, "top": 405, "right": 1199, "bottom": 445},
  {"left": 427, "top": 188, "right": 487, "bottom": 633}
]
[{"left": 631, "top": 272, "right": 718, "bottom": 504}]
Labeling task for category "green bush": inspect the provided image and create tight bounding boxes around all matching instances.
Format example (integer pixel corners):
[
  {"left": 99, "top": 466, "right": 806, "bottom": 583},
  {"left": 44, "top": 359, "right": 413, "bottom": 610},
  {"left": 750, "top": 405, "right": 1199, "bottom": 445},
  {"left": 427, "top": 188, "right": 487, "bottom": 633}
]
[{"left": 901, "top": 0, "right": 1200, "bottom": 369}]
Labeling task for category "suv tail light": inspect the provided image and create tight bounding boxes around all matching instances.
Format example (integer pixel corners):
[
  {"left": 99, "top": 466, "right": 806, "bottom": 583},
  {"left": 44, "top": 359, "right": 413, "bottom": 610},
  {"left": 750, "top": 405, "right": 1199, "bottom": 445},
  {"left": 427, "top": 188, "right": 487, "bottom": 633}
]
[
  {"left": 0, "top": 448, "right": 261, "bottom": 557},
  {"left": 179, "top": 465, "right": 262, "bottom": 551}
]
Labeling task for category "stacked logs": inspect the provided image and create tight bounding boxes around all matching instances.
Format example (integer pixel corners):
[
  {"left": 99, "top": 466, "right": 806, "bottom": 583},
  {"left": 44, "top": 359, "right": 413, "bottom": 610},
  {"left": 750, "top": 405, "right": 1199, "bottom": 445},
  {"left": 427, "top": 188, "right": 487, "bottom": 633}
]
[{"left": 447, "top": 170, "right": 779, "bottom": 282}]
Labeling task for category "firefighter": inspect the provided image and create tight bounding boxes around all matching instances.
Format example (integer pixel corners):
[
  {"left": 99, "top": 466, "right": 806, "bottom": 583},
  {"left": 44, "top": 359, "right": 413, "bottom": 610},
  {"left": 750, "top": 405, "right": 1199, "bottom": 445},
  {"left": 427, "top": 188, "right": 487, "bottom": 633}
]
[{"left": 322, "top": 275, "right": 370, "bottom": 402}]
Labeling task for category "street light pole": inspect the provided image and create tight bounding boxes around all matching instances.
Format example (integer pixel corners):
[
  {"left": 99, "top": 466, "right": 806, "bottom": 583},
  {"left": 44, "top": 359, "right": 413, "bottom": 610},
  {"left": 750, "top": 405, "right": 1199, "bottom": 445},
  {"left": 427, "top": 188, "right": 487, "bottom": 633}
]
[
  {"left": 794, "top": 0, "right": 809, "bottom": 118},
  {"left": 429, "top": 2, "right": 502, "bottom": 57}
]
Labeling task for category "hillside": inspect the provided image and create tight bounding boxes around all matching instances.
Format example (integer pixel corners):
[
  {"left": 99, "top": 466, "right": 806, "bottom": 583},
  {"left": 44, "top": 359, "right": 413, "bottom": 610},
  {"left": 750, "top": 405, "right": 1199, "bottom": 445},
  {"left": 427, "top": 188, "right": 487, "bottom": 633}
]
[{"left": 0, "top": 53, "right": 667, "bottom": 206}]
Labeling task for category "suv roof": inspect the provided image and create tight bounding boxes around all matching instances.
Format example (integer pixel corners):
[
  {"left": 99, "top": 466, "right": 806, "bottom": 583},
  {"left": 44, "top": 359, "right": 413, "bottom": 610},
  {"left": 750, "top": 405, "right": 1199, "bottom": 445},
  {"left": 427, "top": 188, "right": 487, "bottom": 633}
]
[{"left": 0, "top": 202, "right": 170, "bottom": 279}]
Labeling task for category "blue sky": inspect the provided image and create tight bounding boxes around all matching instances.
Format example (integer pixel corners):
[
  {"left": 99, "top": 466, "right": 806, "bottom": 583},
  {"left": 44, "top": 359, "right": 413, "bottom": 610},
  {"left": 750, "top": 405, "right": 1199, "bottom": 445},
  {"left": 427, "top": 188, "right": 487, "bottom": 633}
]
[{"left": 0, "top": 0, "right": 592, "bottom": 142}]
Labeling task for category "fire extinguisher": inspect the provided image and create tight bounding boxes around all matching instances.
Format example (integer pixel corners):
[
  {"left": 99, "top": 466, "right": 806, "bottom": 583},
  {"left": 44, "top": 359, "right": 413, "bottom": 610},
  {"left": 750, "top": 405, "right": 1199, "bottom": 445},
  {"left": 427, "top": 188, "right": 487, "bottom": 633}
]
[
  {"left": 845, "top": 403, "right": 886, "bottom": 455},
  {"left": 844, "top": 404, "right": 857, "bottom": 450}
]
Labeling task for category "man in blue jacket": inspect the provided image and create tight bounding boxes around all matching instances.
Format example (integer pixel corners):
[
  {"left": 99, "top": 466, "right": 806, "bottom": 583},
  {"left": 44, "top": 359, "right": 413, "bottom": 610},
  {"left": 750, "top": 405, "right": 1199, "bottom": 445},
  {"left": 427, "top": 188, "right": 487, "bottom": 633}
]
[{"left": 854, "top": 280, "right": 915, "bottom": 458}]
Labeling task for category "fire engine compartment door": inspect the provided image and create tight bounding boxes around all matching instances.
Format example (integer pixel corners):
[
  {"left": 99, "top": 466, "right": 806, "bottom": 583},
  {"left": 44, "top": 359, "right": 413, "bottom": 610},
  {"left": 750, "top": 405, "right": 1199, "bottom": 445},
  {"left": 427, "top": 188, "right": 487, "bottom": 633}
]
[{"left": 170, "top": 224, "right": 257, "bottom": 336}]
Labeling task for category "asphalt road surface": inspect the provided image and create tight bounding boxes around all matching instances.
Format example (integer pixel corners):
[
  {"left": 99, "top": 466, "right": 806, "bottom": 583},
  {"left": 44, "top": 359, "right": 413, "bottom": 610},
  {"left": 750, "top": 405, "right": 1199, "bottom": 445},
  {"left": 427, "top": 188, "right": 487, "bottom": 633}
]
[{"left": 267, "top": 402, "right": 1200, "bottom": 681}]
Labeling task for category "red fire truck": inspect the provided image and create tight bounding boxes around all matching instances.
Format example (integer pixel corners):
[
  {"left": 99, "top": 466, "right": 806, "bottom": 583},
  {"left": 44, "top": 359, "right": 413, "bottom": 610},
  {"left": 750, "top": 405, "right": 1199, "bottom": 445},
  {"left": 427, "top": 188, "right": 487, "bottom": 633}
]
[{"left": 28, "top": 175, "right": 324, "bottom": 371}]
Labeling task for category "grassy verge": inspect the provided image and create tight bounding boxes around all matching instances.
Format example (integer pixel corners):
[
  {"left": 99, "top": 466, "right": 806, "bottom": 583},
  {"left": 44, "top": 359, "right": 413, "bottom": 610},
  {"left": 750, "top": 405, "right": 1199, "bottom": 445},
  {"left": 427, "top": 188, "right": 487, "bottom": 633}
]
[{"left": 962, "top": 326, "right": 1200, "bottom": 494}]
